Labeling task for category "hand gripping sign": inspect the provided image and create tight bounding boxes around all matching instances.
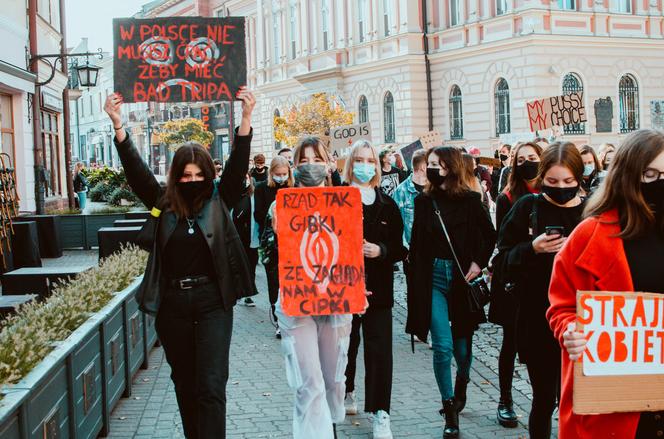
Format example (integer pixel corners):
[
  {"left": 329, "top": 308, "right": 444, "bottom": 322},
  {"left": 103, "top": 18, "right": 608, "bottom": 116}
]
[
  {"left": 276, "top": 187, "right": 366, "bottom": 317},
  {"left": 573, "top": 291, "right": 664, "bottom": 414}
]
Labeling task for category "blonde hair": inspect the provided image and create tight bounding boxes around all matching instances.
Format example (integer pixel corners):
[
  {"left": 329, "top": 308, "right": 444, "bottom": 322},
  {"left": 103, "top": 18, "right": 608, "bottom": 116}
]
[
  {"left": 267, "top": 156, "right": 294, "bottom": 188},
  {"left": 343, "top": 139, "right": 382, "bottom": 187}
]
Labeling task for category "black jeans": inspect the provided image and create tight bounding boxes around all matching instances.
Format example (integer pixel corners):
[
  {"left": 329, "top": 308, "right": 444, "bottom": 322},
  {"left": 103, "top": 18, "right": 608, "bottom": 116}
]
[
  {"left": 156, "top": 283, "right": 233, "bottom": 439},
  {"left": 264, "top": 260, "right": 279, "bottom": 320},
  {"left": 525, "top": 350, "right": 560, "bottom": 439},
  {"left": 243, "top": 246, "right": 259, "bottom": 294},
  {"left": 498, "top": 318, "right": 518, "bottom": 402},
  {"left": 344, "top": 307, "right": 393, "bottom": 413}
]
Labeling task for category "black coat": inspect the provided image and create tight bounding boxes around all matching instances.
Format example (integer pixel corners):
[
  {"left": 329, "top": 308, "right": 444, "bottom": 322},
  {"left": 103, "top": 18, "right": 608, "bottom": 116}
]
[
  {"left": 254, "top": 181, "right": 280, "bottom": 237},
  {"left": 73, "top": 172, "right": 88, "bottom": 192},
  {"left": 363, "top": 188, "right": 408, "bottom": 309},
  {"left": 232, "top": 192, "right": 253, "bottom": 249},
  {"left": 488, "top": 192, "right": 515, "bottom": 326},
  {"left": 406, "top": 190, "right": 496, "bottom": 341},
  {"left": 114, "top": 128, "right": 254, "bottom": 315}
]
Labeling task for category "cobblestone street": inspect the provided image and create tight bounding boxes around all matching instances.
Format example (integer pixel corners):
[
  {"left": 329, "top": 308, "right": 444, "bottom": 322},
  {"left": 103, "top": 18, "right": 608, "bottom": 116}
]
[{"left": 102, "top": 260, "right": 557, "bottom": 438}]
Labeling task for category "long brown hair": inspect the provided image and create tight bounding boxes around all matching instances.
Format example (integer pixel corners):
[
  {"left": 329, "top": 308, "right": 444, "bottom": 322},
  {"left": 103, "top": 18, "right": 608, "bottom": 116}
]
[
  {"left": 164, "top": 143, "right": 215, "bottom": 218},
  {"left": 424, "top": 146, "right": 469, "bottom": 198},
  {"left": 505, "top": 142, "right": 543, "bottom": 200},
  {"left": 579, "top": 144, "right": 600, "bottom": 175},
  {"left": 536, "top": 141, "right": 584, "bottom": 189},
  {"left": 461, "top": 153, "right": 482, "bottom": 194},
  {"left": 585, "top": 129, "right": 664, "bottom": 238}
]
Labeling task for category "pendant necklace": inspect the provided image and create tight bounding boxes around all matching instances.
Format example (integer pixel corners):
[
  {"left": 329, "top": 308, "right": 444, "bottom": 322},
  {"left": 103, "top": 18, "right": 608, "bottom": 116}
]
[{"left": 186, "top": 217, "right": 195, "bottom": 235}]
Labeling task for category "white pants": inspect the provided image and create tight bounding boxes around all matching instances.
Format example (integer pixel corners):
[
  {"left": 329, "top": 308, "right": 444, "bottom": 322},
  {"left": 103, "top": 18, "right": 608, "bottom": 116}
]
[{"left": 276, "top": 301, "right": 353, "bottom": 439}]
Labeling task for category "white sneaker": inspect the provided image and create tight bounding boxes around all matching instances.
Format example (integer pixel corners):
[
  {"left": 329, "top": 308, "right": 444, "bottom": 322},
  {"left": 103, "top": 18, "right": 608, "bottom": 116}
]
[
  {"left": 372, "top": 410, "right": 393, "bottom": 439},
  {"left": 344, "top": 392, "right": 358, "bottom": 415}
]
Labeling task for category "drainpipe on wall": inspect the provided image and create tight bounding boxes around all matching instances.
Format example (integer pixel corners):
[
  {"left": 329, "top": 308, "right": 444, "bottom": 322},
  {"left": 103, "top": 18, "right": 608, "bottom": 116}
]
[
  {"left": 421, "top": 0, "right": 434, "bottom": 132},
  {"left": 60, "top": 0, "right": 75, "bottom": 209},
  {"left": 28, "top": 0, "right": 45, "bottom": 214}
]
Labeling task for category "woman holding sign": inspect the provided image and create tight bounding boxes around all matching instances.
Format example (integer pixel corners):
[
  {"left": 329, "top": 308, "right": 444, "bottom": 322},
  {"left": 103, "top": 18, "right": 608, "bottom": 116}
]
[
  {"left": 271, "top": 136, "right": 359, "bottom": 439},
  {"left": 548, "top": 130, "right": 664, "bottom": 438},
  {"left": 342, "top": 140, "right": 407, "bottom": 439},
  {"left": 104, "top": 88, "right": 256, "bottom": 439},
  {"left": 497, "top": 142, "right": 585, "bottom": 439},
  {"left": 406, "top": 146, "right": 496, "bottom": 439}
]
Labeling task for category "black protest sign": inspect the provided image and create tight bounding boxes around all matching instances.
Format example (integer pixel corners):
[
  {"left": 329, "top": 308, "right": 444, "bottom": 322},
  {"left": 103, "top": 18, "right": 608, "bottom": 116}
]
[
  {"left": 113, "top": 17, "right": 246, "bottom": 103},
  {"left": 400, "top": 140, "right": 423, "bottom": 171},
  {"left": 594, "top": 97, "right": 614, "bottom": 133}
]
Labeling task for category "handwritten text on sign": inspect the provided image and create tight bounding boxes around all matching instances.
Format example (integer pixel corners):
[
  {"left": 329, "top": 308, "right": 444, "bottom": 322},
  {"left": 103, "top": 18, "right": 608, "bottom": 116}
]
[
  {"left": 578, "top": 291, "right": 664, "bottom": 376},
  {"left": 330, "top": 123, "right": 372, "bottom": 159},
  {"left": 527, "top": 92, "right": 587, "bottom": 132},
  {"left": 113, "top": 17, "right": 246, "bottom": 103},
  {"left": 276, "top": 187, "right": 366, "bottom": 317}
]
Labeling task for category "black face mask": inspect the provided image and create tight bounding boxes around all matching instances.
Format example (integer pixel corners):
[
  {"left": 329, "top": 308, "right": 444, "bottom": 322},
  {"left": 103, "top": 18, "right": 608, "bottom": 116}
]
[
  {"left": 542, "top": 185, "right": 579, "bottom": 205},
  {"left": 177, "top": 180, "right": 211, "bottom": 205},
  {"left": 426, "top": 167, "right": 447, "bottom": 187},
  {"left": 642, "top": 179, "right": 664, "bottom": 214},
  {"left": 499, "top": 154, "right": 509, "bottom": 163},
  {"left": 515, "top": 160, "right": 539, "bottom": 181}
]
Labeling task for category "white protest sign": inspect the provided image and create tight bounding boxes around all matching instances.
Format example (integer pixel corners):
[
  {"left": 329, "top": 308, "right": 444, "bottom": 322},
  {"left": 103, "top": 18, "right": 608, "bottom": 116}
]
[{"left": 329, "top": 123, "right": 371, "bottom": 159}]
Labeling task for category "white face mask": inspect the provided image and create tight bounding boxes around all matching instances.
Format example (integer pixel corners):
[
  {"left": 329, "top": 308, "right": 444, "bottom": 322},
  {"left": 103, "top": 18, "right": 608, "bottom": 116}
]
[{"left": 389, "top": 155, "right": 396, "bottom": 165}]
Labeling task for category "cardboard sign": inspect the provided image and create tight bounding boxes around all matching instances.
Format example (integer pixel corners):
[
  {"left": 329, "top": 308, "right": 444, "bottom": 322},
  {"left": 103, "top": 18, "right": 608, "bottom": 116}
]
[
  {"left": 526, "top": 92, "right": 587, "bottom": 132},
  {"left": 276, "top": 187, "right": 366, "bottom": 317},
  {"left": 113, "top": 17, "right": 247, "bottom": 103},
  {"left": 573, "top": 291, "right": 664, "bottom": 414},
  {"left": 329, "top": 123, "right": 371, "bottom": 159},
  {"left": 478, "top": 157, "right": 501, "bottom": 168},
  {"left": 400, "top": 140, "right": 424, "bottom": 171},
  {"left": 419, "top": 130, "right": 442, "bottom": 150}
]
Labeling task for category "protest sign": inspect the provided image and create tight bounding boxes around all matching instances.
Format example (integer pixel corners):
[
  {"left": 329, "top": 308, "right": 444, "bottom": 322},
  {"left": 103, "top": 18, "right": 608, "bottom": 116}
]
[
  {"left": 419, "top": 130, "right": 442, "bottom": 150},
  {"left": 329, "top": 123, "right": 371, "bottom": 159},
  {"left": 276, "top": 187, "right": 366, "bottom": 317},
  {"left": 113, "top": 17, "right": 246, "bottom": 103},
  {"left": 400, "top": 140, "right": 424, "bottom": 171},
  {"left": 526, "top": 92, "right": 587, "bottom": 132},
  {"left": 573, "top": 291, "right": 664, "bottom": 414},
  {"left": 478, "top": 157, "right": 501, "bottom": 168}
]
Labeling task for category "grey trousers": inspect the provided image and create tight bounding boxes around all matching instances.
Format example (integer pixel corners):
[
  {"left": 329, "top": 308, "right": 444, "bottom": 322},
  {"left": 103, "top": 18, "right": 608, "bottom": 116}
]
[{"left": 276, "top": 300, "right": 353, "bottom": 439}]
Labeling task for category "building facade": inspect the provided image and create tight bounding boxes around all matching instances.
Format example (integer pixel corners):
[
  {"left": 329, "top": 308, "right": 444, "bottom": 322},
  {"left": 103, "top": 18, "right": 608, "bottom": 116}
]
[{"left": 131, "top": 0, "right": 664, "bottom": 157}]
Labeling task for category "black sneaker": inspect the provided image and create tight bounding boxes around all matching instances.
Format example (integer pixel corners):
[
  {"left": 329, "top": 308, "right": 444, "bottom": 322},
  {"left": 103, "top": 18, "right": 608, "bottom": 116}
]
[
  {"left": 243, "top": 297, "right": 256, "bottom": 307},
  {"left": 497, "top": 400, "right": 518, "bottom": 428}
]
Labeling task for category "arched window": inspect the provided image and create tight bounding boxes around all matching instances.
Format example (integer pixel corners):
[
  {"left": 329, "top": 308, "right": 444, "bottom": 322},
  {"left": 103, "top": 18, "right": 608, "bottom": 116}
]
[
  {"left": 358, "top": 95, "right": 369, "bottom": 124},
  {"left": 494, "top": 78, "right": 511, "bottom": 135},
  {"left": 619, "top": 74, "right": 639, "bottom": 133},
  {"left": 274, "top": 108, "right": 282, "bottom": 150},
  {"left": 562, "top": 73, "right": 585, "bottom": 134},
  {"left": 383, "top": 92, "right": 395, "bottom": 143},
  {"left": 449, "top": 85, "right": 463, "bottom": 140}
]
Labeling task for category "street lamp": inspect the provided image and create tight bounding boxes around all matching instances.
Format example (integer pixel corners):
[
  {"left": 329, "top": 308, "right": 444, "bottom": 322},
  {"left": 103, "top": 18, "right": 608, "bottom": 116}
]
[
  {"left": 30, "top": 48, "right": 103, "bottom": 87},
  {"left": 73, "top": 61, "right": 101, "bottom": 87}
]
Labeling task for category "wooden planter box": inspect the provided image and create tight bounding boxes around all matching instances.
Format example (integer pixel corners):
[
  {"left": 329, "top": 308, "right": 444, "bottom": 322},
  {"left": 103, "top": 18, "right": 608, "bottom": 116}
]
[
  {"left": 0, "top": 276, "right": 159, "bottom": 438},
  {"left": 59, "top": 214, "right": 127, "bottom": 250}
]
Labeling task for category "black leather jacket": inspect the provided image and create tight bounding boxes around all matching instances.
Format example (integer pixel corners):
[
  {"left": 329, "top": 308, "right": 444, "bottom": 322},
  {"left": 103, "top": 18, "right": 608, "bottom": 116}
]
[{"left": 113, "top": 129, "right": 254, "bottom": 314}]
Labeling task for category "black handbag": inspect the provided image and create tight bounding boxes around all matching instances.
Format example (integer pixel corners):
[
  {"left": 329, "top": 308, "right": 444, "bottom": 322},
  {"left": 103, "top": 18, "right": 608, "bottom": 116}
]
[
  {"left": 431, "top": 199, "right": 490, "bottom": 313},
  {"left": 135, "top": 205, "right": 162, "bottom": 251}
]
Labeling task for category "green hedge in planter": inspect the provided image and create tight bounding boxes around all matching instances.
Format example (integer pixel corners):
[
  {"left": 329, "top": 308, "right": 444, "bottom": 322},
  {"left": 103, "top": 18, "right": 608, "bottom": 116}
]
[
  {"left": 89, "top": 183, "right": 113, "bottom": 202},
  {"left": 0, "top": 245, "right": 148, "bottom": 388},
  {"left": 108, "top": 187, "right": 138, "bottom": 206}
]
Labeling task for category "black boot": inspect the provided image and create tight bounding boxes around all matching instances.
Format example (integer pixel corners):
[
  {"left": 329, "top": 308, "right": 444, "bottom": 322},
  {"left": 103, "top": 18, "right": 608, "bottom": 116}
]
[
  {"left": 440, "top": 398, "right": 459, "bottom": 438},
  {"left": 497, "top": 398, "right": 518, "bottom": 428},
  {"left": 454, "top": 376, "right": 470, "bottom": 413}
]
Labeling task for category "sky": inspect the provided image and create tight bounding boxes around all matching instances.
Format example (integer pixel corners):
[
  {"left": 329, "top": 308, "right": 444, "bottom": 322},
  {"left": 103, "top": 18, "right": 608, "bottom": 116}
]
[{"left": 65, "top": 0, "right": 146, "bottom": 53}]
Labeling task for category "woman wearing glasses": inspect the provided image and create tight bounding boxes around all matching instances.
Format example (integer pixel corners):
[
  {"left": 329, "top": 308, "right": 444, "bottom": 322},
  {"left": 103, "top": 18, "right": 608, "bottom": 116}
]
[{"left": 548, "top": 129, "right": 664, "bottom": 438}]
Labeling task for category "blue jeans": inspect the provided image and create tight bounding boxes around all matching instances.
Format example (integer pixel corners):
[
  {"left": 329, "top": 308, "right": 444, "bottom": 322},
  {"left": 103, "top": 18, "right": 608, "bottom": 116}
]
[
  {"left": 430, "top": 259, "right": 473, "bottom": 401},
  {"left": 77, "top": 191, "right": 87, "bottom": 210}
]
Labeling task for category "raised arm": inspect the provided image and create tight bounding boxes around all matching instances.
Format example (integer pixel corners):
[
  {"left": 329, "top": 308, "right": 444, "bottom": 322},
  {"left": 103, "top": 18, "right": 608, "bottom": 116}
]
[
  {"left": 104, "top": 93, "right": 161, "bottom": 209},
  {"left": 218, "top": 88, "right": 255, "bottom": 208}
]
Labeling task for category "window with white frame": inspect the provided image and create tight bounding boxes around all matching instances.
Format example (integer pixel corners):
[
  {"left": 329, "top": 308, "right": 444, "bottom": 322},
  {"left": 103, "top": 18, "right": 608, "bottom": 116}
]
[
  {"left": 619, "top": 74, "right": 639, "bottom": 133},
  {"left": 289, "top": 1, "right": 297, "bottom": 59},
  {"left": 616, "top": 0, "right": 632, "bottom": 12},
  {"left": 358, "top": 95, "right": 369, "bottom": 124},
  {"left": 449, "top": 85, "right": 463, "bottom": 140},
  {"left": 383, "top": 0, "right": 394, "bottom": 36},
  {"left": 358, "top": 0, "right": 368, "bottom": 43},
  {"left": 384, "top": 92, "right": 395, "bottom": 143},
  {"left": 559, "top": 0, "right": 576, "bottom": 10},
  {"left": 494, "top": 78, "right": 511, "bottom": 135},
  {"left": 272, "top": 5, "right": 282, "bottom": 63},
  {"left": 496, "top": 0, "right": 508, "bottom": 15},
  {"left": 562, "top": 73, "right": 585, "bottom": 134},
  {"left": 449, "top": 0, "right": 461, "bottom": 27},
  {"left": 322, "top": 0, "right": 330, "bottom": 50}
]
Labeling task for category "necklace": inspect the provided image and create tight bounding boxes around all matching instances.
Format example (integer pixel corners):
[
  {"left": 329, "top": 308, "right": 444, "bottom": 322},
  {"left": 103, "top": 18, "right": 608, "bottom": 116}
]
[{"left": 186, "top": 217, "right": 195, "bottom": 235}]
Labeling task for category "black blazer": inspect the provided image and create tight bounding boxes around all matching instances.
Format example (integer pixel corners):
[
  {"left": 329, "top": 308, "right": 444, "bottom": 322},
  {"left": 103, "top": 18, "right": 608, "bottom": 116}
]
[
  {"left": 254, "top": 181, "right": 279, "bottom": 237},
  {"left": 406, "top": 190, "right": 496, "bottom": 341},
  {"left": 114, "top": 128, "right": 254, "bottom": 314}
]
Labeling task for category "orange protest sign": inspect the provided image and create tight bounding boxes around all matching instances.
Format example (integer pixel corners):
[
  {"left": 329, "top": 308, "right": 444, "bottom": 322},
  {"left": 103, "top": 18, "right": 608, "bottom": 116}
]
[
  {"left": 573, "top": 291, "right": 664, "bottom": 414},
  {"left": 276, "top": 187, "right": 366, "bottom": 317}
]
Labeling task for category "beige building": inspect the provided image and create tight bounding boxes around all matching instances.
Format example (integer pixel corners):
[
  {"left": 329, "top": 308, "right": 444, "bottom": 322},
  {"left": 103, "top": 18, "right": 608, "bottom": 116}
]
[{"left": 136, "top": 0, "right": 664, "bottom": 156}]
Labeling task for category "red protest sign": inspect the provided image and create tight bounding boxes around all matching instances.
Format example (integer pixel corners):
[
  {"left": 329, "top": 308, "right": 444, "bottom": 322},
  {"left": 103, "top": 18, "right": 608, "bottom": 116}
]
[
  {"left": 526, "top": 92, "right": 587, "bottom": 132},
  {"left": 276, "top": 187, "right": 366, "bottom": 317},
  {"left": 573, "top": 291, "right": 664, "bottom": 414}
]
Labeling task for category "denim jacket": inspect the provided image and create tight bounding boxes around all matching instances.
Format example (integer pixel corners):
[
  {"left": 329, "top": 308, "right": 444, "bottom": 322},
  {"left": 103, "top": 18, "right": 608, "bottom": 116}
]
[{"left": 393, "top": 175, "right": 419, "bottom": 248}]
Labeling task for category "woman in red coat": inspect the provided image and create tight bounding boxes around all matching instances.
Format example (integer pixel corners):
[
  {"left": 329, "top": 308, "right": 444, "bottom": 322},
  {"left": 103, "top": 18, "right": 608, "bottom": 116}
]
[{"left": 547, "top": 129, "right": 664, "bottom": 438}]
